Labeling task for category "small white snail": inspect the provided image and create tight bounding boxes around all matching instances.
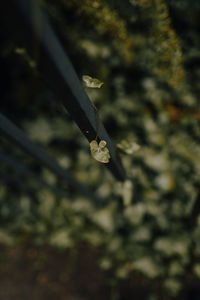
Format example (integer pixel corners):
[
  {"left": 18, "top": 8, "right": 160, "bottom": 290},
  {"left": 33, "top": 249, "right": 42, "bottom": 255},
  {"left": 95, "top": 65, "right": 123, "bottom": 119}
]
[{"left": 90, "top": 140, "right": 110, "bottom": 163}]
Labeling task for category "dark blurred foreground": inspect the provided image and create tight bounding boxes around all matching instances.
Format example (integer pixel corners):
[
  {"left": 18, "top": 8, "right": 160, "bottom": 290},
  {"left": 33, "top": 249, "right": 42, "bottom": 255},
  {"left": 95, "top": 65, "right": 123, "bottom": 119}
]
[{"left": 0, "top": 241, "right": 200, "bottom": 300}]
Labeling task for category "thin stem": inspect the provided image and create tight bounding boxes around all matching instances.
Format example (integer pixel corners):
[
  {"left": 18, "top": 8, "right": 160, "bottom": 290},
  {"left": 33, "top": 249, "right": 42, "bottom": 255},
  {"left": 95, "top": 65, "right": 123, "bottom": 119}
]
[{"left": 91, "top": 102, "right": 100, "bottom": 141}]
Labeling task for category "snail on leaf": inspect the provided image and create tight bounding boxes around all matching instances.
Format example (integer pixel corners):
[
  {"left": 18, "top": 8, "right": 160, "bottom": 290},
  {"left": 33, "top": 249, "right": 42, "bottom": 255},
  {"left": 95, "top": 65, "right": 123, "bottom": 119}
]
[{"left": 90, "top": 140, "right": 110, "bottom": 163}]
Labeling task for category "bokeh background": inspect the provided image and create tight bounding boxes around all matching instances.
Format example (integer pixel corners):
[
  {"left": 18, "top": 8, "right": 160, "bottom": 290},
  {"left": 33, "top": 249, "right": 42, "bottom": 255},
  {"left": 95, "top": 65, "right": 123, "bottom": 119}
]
[{"left": 1, "top": 0, "right": 200, "bottom": 299}]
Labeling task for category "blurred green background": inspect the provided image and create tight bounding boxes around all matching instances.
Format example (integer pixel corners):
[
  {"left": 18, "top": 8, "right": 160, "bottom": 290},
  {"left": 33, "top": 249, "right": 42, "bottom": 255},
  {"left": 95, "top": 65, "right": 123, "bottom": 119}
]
[{"left": 1, "top": 0, "right": 200, "bottom": 299}]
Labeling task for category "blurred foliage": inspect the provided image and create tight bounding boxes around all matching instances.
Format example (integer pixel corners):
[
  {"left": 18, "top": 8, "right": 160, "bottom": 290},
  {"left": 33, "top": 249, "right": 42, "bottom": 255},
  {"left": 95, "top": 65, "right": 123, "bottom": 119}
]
[{"left": 1, "top": 0, "right": 200, "bottom": 299}]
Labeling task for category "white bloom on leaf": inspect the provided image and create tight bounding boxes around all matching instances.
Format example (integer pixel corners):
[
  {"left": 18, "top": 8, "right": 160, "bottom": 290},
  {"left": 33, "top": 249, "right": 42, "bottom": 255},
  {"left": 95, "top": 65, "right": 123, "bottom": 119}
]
[
  {"left": 193, "top": 264, "right": 200, "bottom": 278},
  {"left": 92, "top": 207, "right": 115, "bottom": 233},
  {"left": 133, "top": 257, "right": 161, "bottom": 278},
  {"left": 122, "top": 180, "right": 133, "bottom": 206},
  {"left": 117, "top": 139, "right": 140, "bottom": 155},
  {"left": 124, "top": 203, "right": 146, "bottom": 225},
  {"left": 49, "top": 230, "right": 72, "bottom": 248}
]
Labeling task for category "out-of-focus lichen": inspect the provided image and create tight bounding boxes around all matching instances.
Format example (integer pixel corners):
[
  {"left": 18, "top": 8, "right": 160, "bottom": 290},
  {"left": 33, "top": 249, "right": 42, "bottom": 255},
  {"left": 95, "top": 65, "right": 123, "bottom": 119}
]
[
  {"left": 45, "top": 0, "right": 185, "bottom": 89},
  {"left": 58, "top": 0, "right": 133, "bottom": 63},
  {"left": 135, "top": 0, "right": 185, "bottom": 88}
]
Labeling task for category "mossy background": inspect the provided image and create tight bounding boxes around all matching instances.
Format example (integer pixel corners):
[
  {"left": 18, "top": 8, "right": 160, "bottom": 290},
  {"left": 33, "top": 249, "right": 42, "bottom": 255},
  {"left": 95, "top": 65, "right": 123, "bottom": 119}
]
[{"left": 1, "top": 0, "right": 200, "bottom": 299}]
